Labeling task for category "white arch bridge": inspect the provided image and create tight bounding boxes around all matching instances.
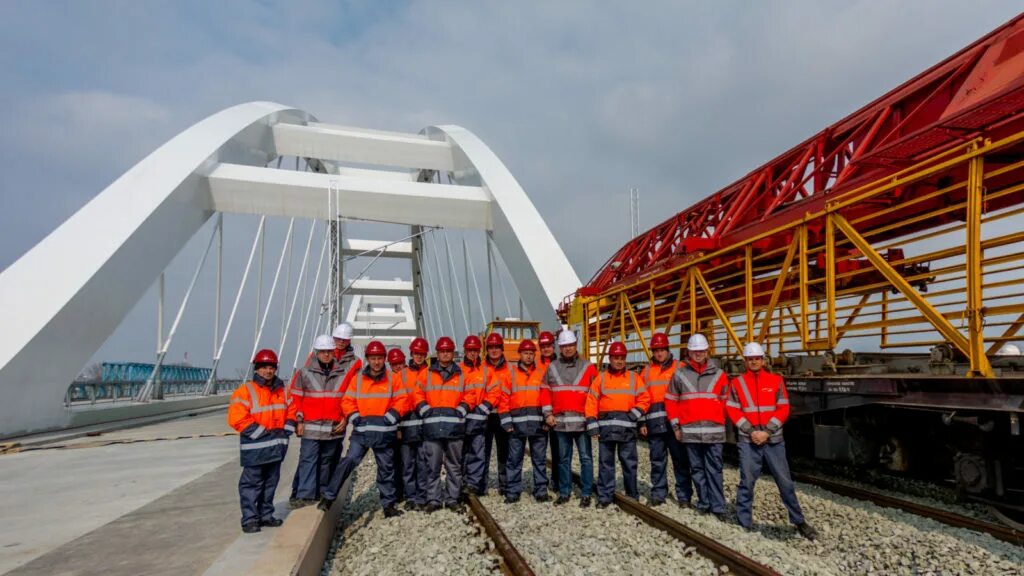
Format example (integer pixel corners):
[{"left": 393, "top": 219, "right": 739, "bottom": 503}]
[{"left": 0, "top": 102, "right": 580, "bottom": 438}]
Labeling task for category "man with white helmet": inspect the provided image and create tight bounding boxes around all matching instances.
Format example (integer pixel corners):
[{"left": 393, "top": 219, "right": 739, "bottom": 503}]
[
  {"left": 666, "top": 333, "right": 729, "bottom": 519},
  {"left": 288, "top": 334, "right": 358, "bottom": 507},
  {"left": 727, "top": 342, "right": 817, "bottom": 540}
]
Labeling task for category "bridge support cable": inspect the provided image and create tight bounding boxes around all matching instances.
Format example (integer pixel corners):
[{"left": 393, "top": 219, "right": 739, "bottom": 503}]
[
  {"left": 246, "top": 218, "right": 296, "bottom": 381},
  {"left": 416, "top": 241, "right": 443, "bottom": 344},
  {"left": 136, "top": 221, "right": 220, "bottom": 402},
  {"left": 488, "top": 236, "right": 514, "bottom": 319},
  {"left": 444, "top": 229, "right": 471, "bottom": 336},
  {"left": 203, "top": 216, "right": 266, "bottom": 396},
  {"left": 465, "top": 234, "right": 489, "bottom": 330},
  {"left": 213, "top": 214, "right": 223, "bottom": 377},
  {"left": 280, "top": 220, "right": 317, "bottom": 358},
  {"left": 281, "top": 216, "right": 296, "bottom": 345},
  {"left": 429, "top": 231, "right": 458, "bottom": 338},
  {"left": 292, "top": 226, "right": 330, "bottom": 371}
]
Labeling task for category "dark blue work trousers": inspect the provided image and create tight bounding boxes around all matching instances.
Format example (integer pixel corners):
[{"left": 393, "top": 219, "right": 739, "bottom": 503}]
[
  {"left": 463, "top": 433, "right": 489, "bottom": 494},
  {"left": 648, "top": 431, "right": 693, "bottom": 502},
  {"left": 736, "top": 441, "right": 805, "bottom": 528},
  {"left": 481, "top": 415, "right": 510, "bottom": 494},
  {"left": 506, "top": 434, "right": 548, "bottom": 498},
  {"left": 597, "top": 439, "right": 638, "bottom": 504},
  {"left": 685, "top": 443, "right": 726, "bottom": 514},
  {"left": 400, "top": 441, "right": 426, "bottom": 505},
  {"left": 555, "top": 431, "right": 593, "bottom": 498},
  {"left": 323, "top": 439, "right": 397, "bottom": 509},
  {"left": 292, "top": 437, "right": 341, "bottom": 500},
  {"left": 239, "top": 460, "right": 282, "bottom": 527}
]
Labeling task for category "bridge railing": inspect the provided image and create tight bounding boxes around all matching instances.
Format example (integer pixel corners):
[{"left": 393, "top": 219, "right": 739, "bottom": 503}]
[{"left": 65, "top": 380, "right": 242, "bottom": 407}]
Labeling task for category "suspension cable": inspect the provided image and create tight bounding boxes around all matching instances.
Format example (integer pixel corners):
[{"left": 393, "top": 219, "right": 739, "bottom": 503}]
[
  {"left": 465, "top": 234, "right": 488, "bottom": 328},
  {"left": 293, "top": 227, "right": 330, "bottom": 370},
  {"left": 280, "top": 220, "right": 317, "bottom": 355},
  {"left": 429, "top": 231, "right": 458, "bottom": 337},
  {"left": 444, "top": 229, "right": 471, "bottom": 335}
]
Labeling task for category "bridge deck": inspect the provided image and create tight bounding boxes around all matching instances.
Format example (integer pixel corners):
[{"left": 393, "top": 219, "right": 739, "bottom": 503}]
[{"left": 0, "top": 411, "right": 301, "bottom": 576}]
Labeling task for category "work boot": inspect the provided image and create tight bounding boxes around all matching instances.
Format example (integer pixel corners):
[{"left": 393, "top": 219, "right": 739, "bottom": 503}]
[
  {"left": 534, "top": 493, "right": 550, "bottom": 503},
  {"left": 649, "top": 498, "right": 665, "bottom": 507},
  {"left": 797, "top": 522, "right": 818, "bottom": 541},
  {"left": 422, "top": 503, "right": 441, "bottom": 514},
  {"left": 260, "top": 517, "right": 284, "bottom": 527},
  {"left": 676, "top": 499, "right": 692, "bottom": 509},
  {"left": 383, "top": 506, "right": 404, "bottom": 518},
  {"left": 404, "top": 501, "right": 420, "bottom": 512},
  {"left": 504, "top": 493, "right": 520, "bottom": 504},
  {"left": 446, "top": 501, "right": 466, "bottom": 514},
  {"left": 596, "top": 501, "right": 611, "bottom": 509},
  {"left": 713, "top": 512, "right": 727, "bottom": 523},
  {"left": 554, "top": 495, "right": 570, "bottom": 506},
  {"left": 241, "top": 523, "right": 261, "bottom": 534},
  {"left": 317, "top": 498, "right": 334, "bottom": 512},
  {"left": 579, "top": 497, "right": 592, "bottom": 508}
]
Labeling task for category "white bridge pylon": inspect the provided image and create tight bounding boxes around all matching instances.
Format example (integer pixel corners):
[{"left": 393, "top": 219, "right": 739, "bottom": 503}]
[{"left": 0, "top": 102, "right": 580, "bottom": 437}]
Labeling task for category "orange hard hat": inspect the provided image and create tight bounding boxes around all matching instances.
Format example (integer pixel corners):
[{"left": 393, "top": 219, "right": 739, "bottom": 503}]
[
  {"left": 435, "top": 337, "right": 456, "bottom": 352},
  {"left": 464, "top": 335, "right": 482, "bottom": 351},
  {"left": 410, "top": 337, "right": 429, "bottom": 355}
]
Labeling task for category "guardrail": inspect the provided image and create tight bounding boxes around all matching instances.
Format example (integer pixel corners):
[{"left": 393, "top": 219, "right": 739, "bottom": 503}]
[{"left": 65, "top": 380, "right": 242, "bottom": 407}]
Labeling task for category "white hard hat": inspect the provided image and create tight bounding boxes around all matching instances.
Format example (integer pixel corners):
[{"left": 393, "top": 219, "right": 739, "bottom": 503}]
[
  {"left": 996, "top": 344, "right": 1021, "bottom": 356},
  {"left": 313, "top": 335, "right": 336, "bottom": 351},
  {"left": 332, "top": 323, "right": 354, "bottom": 340},
  {"left": 743, "top": 342, "right": 765, "bottom": 357},
  {"left": 557, "top": 330, "right": 578, "bottom": 346},
  {"left": 687, "top": 333, "right": 709, "bottom": 351}
]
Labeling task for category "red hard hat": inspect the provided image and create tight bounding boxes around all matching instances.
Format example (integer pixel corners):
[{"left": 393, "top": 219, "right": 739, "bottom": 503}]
[
  {"left": 436, "top": 336, "right": 456, "bottom": 352},
  {"left": 252, "top": 349, "right": 279, "bottom": 365},
  {"left": 538, "top": 331, "right": 555, "bottom": 346},
  {"left": 650, "top": 332, "right": 670, "bottom": 350},
  {"left": 608, "top": 342, "right": 628, "bottom": 357},
  {"left": 387, "top": 348, "right": 406, "bottom": 365},
  {"left": 485, "top": 333, "right": 504, "bottom": 348},
  {"left": 410, "top": 337, "right": 429, "bottom": 355},
  {"left": 365, "top": 340, "right": 386, "bottom": 357},
  {"left": 518, "top": 339, "right": 537, "bottom": 353},
  {"left": 464, "top": 335, "right": 482, "bottom": 351}
]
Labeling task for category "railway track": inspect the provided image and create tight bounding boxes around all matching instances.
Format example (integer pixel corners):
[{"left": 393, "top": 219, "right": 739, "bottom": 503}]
[
  {"left": 792, "top": 472, "right": 1024, "bottom": 547},
  {"left": 465, "top": 493, "right": 536, "bottom": 576}
]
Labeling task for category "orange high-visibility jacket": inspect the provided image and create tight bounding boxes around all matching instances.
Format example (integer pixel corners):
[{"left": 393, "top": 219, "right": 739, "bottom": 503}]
[
  {"left": 413, "top": 363, "right": 471, "bottom": 439},
  {"left": 465, "top": 357, "right": 510, "bottom": 434},
  {"left": 397, "top": 361, "right": 429, "bottom": 443},
  {"left": 727, "top": 369, "right": 791, "bottom": 444},
  {"left": 291, "top": 358, "right": 358, "bottom": 439},
  {"left": 585, "top": 369, "right": 650, "bottom": 442},
  {"left": 228, "top": 376, "right": 296, "bottom": 466},
  {"left": 343, "top": 366, "right": 409, "bottom": 447},
  {"left": 498, "top": 362, "right": 552, "bottom": 437},
  {"left": 666, "top": 360, "right": 728, "bottom": 444},
  {"left": 640, "top": 357, "right": 678, "bottom": 435}
]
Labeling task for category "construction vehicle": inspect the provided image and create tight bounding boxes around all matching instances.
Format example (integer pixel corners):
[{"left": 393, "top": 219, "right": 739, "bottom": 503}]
[{"left": 484, "top": 318, "right": 540, "bottom": 362}]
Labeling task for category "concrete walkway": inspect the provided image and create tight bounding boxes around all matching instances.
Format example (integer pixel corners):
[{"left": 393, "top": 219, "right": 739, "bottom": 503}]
[{"left": 0, "top": 411, "right": 306, "bottom": 576}]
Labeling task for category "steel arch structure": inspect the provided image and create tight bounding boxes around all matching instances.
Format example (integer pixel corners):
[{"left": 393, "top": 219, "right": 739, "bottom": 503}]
[{"left": 0, "top": 102, "right": 579, "bottom": 437}]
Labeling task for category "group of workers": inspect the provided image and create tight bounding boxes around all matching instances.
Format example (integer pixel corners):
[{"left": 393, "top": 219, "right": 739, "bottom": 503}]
[{"left": 227, "top": 323, "right": 817, "bottom": 540}]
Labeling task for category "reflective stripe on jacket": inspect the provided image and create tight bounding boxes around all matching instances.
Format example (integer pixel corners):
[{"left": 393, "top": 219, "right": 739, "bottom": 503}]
[
  {"left": 413, "top": 363, "right": 469, "bottom": 440},
  {"left": 469, "top": 358, "right": 511, "bottom": 434},
  {"left": 343, "top": 366, "right": 409, "bottom": 448},
  {"left": 462, "top": 358, "right": 493, "bottom": 435},
  {"left": 640, "top": 358, "right": 677, "bottom": 435},
  {"left": 543, "top": 355, "right": 597, "bottom": 432},
  {"left": 398, "top": 362, "right": 429, "bottom": 443},
  {"left": 228, "top": 376, "right": 295, "bottom": 466},
  {"left": 585, "top": 369, "right": 651, "bottom": 442},
  {"left": 291, "top": 359, "right": 355, "bottom": 440},
  {"left": 667, "top": 360, "right": 728, "bottom": 443},
  {"left": 498, "top": 363, "right": 552, "bottom": 437},
  {"left": 727, "top": 370, "right": 790, "bottom": 444}
]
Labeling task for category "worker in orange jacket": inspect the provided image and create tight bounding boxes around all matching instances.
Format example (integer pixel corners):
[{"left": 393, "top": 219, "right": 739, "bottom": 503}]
[
  {"left": 388, "top": 346, "right": 410, "bottom": 506},
  {"left": 641, "top": 332, "right": 693, "bottom": 507},
  {"left": 398, "top": 337, "right": 430, "bottom": 510},
  {"left": 462, "top": 334, "right": 501, "bottom": 496},
  {"left": 227, "top": 349, "right": 297, "bottom": 533},
  {"left": 474, "top": 332, "right": 513, "bottom": 496},
  {"left": 728, "top": 342, "right": 817, "bottom": 539},
  {"left": 666, "top": 333, "right": 729, "bottom": 519},
  {"left": 319, "top": 341, "right": 409, "bottom": 517},
  {"left": 586, "top": 341, "right": 650, "bottom": 508},
  {"left": 413, "top": 336, "right": 473, "bottom": 512},
  {"left": 537, "top": 330, "right": 559, "bottom": 490},
  {"left": 499, "top": 340, "right": 555, "bottom": 503}
]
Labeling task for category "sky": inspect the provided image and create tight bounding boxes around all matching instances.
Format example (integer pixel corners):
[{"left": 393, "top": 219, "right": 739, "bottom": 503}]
[{"left": 1, "top": 1, "right": 1021, "bottom": 374}]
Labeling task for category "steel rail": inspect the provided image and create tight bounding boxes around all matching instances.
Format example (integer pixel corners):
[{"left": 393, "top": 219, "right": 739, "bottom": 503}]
[
  {"left": 793, "top": 472, "right": 1024, "bottom": 547},
  {"left": 563, "top": 467, "right": 778, "bottom": 575},
  {"left": 464, "top": 493, "right": 536, "bottom": 576}
]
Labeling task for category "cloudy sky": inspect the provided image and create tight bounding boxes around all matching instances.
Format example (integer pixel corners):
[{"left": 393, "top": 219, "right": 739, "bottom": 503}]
[{"left": 1, "top": 1, "right": 1020, "bottom": 373}]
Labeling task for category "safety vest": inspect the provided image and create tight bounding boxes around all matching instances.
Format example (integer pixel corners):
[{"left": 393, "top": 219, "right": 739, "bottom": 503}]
[
  {"left": 228, "top": 377, "right": 294, "bottom": 466},
  {"left": 465, "top": 358, "right": 510, "bottom": 435},
  {"left": 343, "top": 367, "right": 408, "bottom": 448},
  {"left": 392, "top": 367, "right": 421, "bottom": 443},
  {"left": 666, "top": 360, "right": 728, "bottom": 443},
  {"left": 585, "top": 370, "right": 650, "bottom": 442},
  {"left": 640, "top": 358, "right": 678, "bottom": 435},
  {"left": 544, "top": 355, "right": 596, "bottom": 432},
  {"left": 726, "top": 370, "right": 790, "bottom": 444},
  {"left": 291, "top": 359, "right": 356, "bottom": 439},
  {"left": 413, "top": 364, "right": 469, "bottom": 440},
  {"left": 498, "top": 363, "right": 552, "bottom": 437}
]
